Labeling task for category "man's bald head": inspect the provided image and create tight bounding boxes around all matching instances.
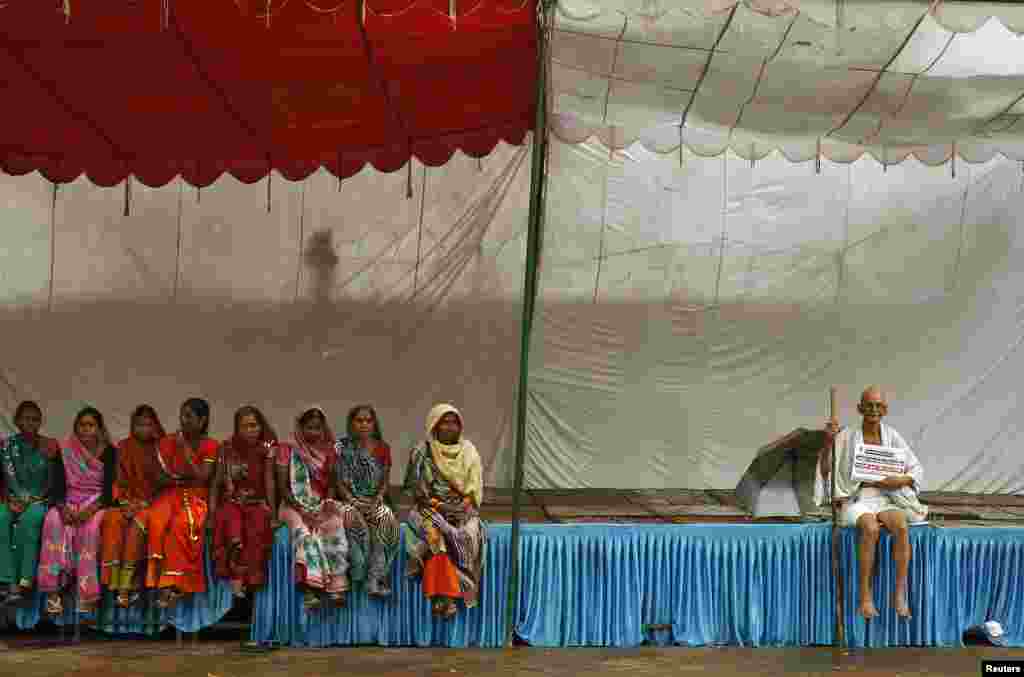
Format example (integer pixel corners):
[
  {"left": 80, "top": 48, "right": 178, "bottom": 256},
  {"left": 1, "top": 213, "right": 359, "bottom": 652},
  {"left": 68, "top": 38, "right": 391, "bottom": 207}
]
[
  {"left": 860, "top": 386, "right": 886, "bottom": 405},
  {"left": 858, "top": 385, "right": 888, "bottom": 420}
]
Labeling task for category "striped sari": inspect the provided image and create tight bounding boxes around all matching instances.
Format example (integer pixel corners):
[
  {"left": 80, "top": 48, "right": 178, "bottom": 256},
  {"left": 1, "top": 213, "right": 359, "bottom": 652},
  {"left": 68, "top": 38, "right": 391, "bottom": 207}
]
[{"left": 334, "top": 437, "right": 399, "bottom": 593}]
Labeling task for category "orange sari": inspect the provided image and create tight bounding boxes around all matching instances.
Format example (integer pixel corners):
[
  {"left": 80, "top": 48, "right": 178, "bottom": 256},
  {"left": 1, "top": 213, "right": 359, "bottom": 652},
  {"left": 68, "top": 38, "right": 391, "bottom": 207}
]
[
  {"left": 143, "top": 434, "right": 219, "bottom": 594},
  {"left": 100, "top": 435, "right": 162, "bottom": 591}
]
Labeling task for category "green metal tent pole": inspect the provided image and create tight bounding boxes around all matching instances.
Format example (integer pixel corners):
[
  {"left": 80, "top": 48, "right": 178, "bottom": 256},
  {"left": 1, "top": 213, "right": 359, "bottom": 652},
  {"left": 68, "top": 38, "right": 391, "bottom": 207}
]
[{"left": 504, "top": 0, "right": 551, "bottom": 648}]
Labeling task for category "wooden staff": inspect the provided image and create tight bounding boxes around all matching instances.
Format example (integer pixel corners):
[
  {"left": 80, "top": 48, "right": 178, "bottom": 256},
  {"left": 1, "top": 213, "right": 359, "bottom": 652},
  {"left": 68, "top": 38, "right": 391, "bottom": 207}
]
[{"left": 829, "top": 386, "right": 846, "bottom": 647}]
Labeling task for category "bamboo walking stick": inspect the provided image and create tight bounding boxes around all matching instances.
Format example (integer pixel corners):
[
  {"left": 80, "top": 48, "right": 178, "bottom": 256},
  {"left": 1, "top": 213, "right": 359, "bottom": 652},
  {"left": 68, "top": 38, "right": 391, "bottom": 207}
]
[{"left": 829, "top": 386, "right": 846, "bottom": 647}]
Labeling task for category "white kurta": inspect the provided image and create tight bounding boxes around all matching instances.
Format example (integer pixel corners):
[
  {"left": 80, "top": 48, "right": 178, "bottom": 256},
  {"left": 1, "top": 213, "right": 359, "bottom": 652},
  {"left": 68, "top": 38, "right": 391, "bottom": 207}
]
[{"left": 814, "top": 423, "right": 928, "bottom": 527}]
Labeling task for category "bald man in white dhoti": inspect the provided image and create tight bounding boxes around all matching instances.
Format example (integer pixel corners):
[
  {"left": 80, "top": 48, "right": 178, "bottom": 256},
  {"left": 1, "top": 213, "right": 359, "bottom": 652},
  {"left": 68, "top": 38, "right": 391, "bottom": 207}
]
[{"left": 815, "top": 387, "right": 928, "bottom": 618}]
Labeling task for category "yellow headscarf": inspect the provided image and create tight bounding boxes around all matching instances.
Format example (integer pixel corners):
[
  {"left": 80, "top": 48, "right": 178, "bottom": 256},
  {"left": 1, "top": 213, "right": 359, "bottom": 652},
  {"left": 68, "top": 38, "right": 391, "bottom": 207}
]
[{"left": 426, "top": 403, "right": 483, "bottom": 507}]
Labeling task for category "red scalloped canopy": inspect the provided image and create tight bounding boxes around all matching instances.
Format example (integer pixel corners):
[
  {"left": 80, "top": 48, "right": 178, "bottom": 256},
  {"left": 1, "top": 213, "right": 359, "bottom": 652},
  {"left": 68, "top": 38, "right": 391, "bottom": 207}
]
[{"left": 0, "top": 0, "right": 536, "bottom": 187}]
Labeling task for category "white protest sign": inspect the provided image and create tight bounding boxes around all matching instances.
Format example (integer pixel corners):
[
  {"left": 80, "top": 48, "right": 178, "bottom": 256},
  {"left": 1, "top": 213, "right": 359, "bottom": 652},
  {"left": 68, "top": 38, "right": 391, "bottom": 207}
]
[{"left": 852, "top": 443, "right": 906, "bottom": 483}]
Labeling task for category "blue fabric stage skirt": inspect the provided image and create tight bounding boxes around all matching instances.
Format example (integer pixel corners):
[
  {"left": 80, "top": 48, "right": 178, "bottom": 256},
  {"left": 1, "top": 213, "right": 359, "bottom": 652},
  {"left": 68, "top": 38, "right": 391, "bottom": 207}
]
[
  {"left": 13, "top": 537, "right": 232, "bottom": 634},
  {"left": 841, "top": 525, "right": 1024, "bottom": 648},
  {"left": 250, "top": 524, "right": 510, "bottom": 647},
  {"left": 8, "top": 521, "right": 1024, "bottom": 648},
  {"left": 250, "top": 522, "right": 1024, "bottom": 649}
]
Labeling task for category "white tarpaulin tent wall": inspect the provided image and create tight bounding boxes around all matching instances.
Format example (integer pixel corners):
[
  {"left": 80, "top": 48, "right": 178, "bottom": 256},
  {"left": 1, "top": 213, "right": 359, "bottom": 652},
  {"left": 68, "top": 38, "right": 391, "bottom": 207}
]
[
  {"left": 4, "top": 138, "right": 1023, "bottom": 494},
  {"left": 528, "top": 139, "right": 1024, "bottom": 493},
  {"left": 0, "top": 146, "right": 532, "bottom": 489},
  {"left": 3, "top": 0, "right": 1024, "bottom": 495},
  {"left": 523, "top": 0, "right": 1024, "bottom": 493}
]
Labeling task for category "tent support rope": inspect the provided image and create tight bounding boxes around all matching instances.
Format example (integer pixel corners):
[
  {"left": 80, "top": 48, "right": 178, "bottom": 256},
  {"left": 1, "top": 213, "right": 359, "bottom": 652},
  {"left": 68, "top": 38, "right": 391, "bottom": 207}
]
[
  {"left": 505, "top": 0, "right": 552, "bottom": 648},
  {"left": 47, "top": 182, "right": 58, "bottom": 313}
]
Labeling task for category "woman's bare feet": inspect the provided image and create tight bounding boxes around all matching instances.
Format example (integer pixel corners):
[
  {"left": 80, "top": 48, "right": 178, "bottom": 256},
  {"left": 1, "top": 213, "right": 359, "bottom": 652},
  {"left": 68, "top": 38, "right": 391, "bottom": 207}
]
[
  {"left": 858, "top": 598, "right": 880, "bottom": 619},
  {"left": 893, "top": 591, "right": 912, "bottom": 618}
]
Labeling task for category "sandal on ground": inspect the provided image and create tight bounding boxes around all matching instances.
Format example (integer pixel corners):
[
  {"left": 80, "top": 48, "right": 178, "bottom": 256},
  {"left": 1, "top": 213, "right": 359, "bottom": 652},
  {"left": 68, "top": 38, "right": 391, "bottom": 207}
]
[
  {"left": 302, "top": 591, "right": 321, "bottom": 609},
  {"left": 157, "top": 588, "right": 183, "bottom": 609},
  {"left": 116, "top": 590, "right": 141, "bottom": 608},
  {"left": 431, "top": 598, "right": 445, "bottom": 616},
  {"left": 46, "top": 594, "right": 64, "bottom": 616}
]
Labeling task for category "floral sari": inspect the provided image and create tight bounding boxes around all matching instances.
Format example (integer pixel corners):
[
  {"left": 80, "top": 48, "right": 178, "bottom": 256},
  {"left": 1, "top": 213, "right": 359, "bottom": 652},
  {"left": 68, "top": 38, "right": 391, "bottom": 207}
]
[
  {"left": 37, "top": 435, "right": 112, "bottom": 605},
  {"left": 276, "top": 411, "right": 348, "bottom": 593}
]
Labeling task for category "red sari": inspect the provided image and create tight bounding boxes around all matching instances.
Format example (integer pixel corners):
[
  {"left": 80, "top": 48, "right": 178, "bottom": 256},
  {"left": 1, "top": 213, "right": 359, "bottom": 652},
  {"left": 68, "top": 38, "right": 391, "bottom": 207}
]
[
  {"left": 143, "top": 434, "right": 219, "bottom": 594},
  {"left": 100, "top": 428, "right": 164, "bottom": 592},
  {"left": 212, "top": 437, "right": 274, "bottom": 589}
]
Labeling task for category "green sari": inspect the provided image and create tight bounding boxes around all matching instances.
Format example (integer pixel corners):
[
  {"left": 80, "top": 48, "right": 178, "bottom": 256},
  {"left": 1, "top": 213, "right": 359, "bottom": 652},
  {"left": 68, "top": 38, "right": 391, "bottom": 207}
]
[{"left": 0, "top": 433, "right": 55, "bottom": 586}]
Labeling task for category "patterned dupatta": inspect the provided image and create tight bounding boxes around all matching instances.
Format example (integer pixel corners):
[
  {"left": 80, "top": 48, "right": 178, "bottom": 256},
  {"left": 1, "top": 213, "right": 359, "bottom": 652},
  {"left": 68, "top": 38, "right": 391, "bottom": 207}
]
[
  {"left": 222, "top": 435, "right": 275, "bottom": 501},
  {"left": 61, "top": 434, "right": 104, "bottom": 506},
  {"left": 285, "top": 408, "right": 336, "bottom": 514}
]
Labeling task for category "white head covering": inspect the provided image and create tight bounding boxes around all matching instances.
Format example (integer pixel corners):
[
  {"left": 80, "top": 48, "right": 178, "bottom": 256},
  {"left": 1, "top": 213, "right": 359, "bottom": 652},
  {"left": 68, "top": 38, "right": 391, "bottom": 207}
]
[{"left": 425, "top": 403, "right": 483, "bottom": 507}]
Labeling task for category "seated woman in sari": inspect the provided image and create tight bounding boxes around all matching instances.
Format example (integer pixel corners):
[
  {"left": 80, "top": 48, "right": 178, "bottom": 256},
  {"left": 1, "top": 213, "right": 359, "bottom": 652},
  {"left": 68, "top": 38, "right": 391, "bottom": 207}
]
[
  {"left": 402, "top": 403, "right": 486, "bottom": 619},
  {"left": 144, "top": 398, "right": 219, "bottom": 609},
  {"left": 334, "top": 405, "right": 400, "bottom": 597},
  {"left": 211, "top": 405, "right": 277, "bottom": 599},
  {"left": 0, "top": 401, "right": 59, "bottom": 604},
  {"left": 275, "top": 407, "right": 349, "bottom": 609},
  {"left": 100, "top": 404, "right": 165, "bottom": 608},
  {"left": 37, "top": 406, "right": 117, "bottom": 616}
]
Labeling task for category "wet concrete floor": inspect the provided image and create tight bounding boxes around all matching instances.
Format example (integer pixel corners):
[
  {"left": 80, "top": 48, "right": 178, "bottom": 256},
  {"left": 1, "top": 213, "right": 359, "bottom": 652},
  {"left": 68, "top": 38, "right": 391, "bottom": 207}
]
[{"left": 0, "top": 640, "right": 1021, "bottom": 677}]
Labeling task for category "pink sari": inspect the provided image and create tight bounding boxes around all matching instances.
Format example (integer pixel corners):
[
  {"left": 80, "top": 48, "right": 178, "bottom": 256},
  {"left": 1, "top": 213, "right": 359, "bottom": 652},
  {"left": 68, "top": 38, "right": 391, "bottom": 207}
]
[{"left": 37, "top": 436, "right": 107, "bottom": 604}]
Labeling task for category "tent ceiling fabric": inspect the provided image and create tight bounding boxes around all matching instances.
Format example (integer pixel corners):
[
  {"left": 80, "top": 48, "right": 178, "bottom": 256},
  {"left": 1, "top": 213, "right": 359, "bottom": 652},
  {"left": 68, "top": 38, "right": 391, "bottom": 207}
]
[
  {"left": 0, "top": 0, "right": 536, "bottom": 187},
  {"left": 550, "top": 0, "right": 1024, "bottom": 164}
]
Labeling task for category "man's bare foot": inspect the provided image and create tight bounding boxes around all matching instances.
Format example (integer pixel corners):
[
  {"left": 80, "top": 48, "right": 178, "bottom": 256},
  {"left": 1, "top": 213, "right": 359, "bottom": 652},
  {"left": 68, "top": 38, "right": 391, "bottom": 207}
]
[
  {"left": 893, "top": 591, "right": 911, "bottom": 618},
  {"left": 858, "top": 599, "right": 880, "bottom": 618}
]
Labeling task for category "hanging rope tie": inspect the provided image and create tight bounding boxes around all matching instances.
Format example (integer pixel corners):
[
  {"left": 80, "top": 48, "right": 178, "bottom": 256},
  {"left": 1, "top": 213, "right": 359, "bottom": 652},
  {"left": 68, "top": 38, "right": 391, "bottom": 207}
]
[
  {"left": 816, "top": 138, "right": 822, "bottom": 174},
  {"left": 48, "top": 182, "right": 58, "bottom": 313},
  {"left": 413, "top": 165, "right": 427, "bottom": 295},
  {"left": 406, "top": 159, "right": 413, "bottom": 199},
  {"left": 294, "top": 179, "right": 307, "bottom": 302},
  {"left": 882, "top": 147, "right": 888, "bottom": 173},
  {"left": 173, "top": 179, "right": 184, "bottom": 301},
  {"left": 750, "top": 143, "right": 755, "bottom": 170},
  {"left": 951, "top": 141, "right": 957, "bottom": 179},
  {"left": 835, "top": 0, "right": 845, "bottom": 55},
  {"left": 266, "top": 171, "right": 272, "bottom": 212},
  {"left": 196, "top": 185, "right": 201, "bottom": 204},
  {"left": 123, "top": 176, "right": 132, "bottom": 217},
  {"left": 477, "top": 157, "right": 483, "bottom": 172},
  {"left": 449, "top": 0, "right": 456, "bottom": 27},
  {"left": 162, "top": 0, "right": 170, "bottom": 30}
]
